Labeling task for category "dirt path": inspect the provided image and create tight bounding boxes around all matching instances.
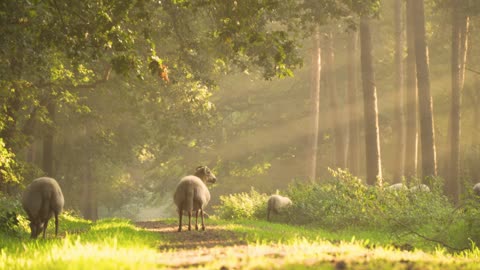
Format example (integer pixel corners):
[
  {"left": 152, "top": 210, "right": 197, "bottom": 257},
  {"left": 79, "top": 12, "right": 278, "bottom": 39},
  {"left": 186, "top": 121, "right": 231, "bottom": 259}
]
[
  {"left": 134, "top": 221, "right": 477, "bottom": 270},
  {"left": 135, "top": 221, "right": 354, "bottom": 269},
  {"left": 136, "top": 221, "right": 247, "bottom": 250},
  {"left": 136, "top": 221, "right": 274, "bottom": 269}
]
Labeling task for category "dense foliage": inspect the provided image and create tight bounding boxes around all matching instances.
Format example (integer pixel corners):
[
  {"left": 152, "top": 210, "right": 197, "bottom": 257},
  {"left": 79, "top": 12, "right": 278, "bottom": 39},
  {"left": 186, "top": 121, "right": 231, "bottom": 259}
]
[
  {"left": 216, "top": 187, "right": 269, "bottom": 220},
  {"left": 216, "top": 169, "right": 480, "bottom": 251}
]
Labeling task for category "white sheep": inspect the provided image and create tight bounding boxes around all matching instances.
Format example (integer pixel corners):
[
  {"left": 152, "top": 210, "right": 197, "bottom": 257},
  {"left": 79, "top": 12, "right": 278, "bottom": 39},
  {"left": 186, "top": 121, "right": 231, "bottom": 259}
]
[
  {"left": 473, "top": 182, "right": 480, "bottom": 196},
  {"left": 22, "top": 177, "right": 64, "bottom": 239},
  {"left": 267, "top": 194, "right": 292, "bottom": 221},
  {"left": 410, "top": 184, "right": 430, "bottom": 193},
  {"left": 173, "top": 166, "right": 216, "bottom": 231},
  {"left": 385, "top": 183, "right": 408, "bottom": 191}
]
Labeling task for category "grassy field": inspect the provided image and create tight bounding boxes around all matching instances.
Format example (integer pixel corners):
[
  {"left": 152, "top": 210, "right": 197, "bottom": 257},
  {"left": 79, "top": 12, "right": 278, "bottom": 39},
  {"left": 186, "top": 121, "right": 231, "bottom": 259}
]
[{"left": 0, "top": 215, "right": 479, "bottom": 269}]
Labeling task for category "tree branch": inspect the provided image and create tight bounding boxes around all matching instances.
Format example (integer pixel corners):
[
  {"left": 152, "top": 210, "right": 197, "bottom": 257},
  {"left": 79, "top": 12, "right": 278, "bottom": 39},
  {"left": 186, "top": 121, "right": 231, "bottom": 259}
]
[{"left": 466, "top": 67, "right": 480, "bottom": 75}]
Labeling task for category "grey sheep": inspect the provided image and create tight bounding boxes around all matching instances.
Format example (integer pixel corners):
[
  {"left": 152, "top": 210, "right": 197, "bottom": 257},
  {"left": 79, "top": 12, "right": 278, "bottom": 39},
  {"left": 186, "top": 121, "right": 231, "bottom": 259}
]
[
  {"left": 473, "top": 182, "right": 480, "bottom": 196},
  {"left": 267, "top": 194, "right": 292, "bottom": 221},
  {"left": 22, "top": 177, "right": 64, "bottom": 239},
  {"left": 173, "top": 166, "right": 216, "bottom": 232}
]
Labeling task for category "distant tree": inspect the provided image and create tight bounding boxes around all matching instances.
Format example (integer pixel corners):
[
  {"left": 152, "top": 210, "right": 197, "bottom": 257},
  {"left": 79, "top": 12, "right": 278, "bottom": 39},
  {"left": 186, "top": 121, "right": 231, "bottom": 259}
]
[
  {"left": 413, "top": 0, "right": 437, "bottom": 180},
  {"left": 404, "top": 0, "right": 418, "bottom": 180},
  {"left": 360, "top": 16, "right": 383, "bottom": 186},
  {"left": 347, "top": 30, "right": 360, "bottom": 177},
  {"left": 447, "top": 1, "right": 470, "bottom": 202},
  {"left": 325, "top": 30, "right": 346, "bottom": 169},
  {"left": 393, "top": 0, "right": 406, "bottom": 182},
  {"left": 309, "top": 29, "right": 321, "bottom": 182}
]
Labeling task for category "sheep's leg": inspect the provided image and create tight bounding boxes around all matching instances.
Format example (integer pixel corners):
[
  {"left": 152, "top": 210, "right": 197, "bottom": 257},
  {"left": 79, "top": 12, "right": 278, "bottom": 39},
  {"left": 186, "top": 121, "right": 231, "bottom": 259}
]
[
  {"left": 200, "top": 208, "right": 205, "bottom": 231},
  {"left": 43, "top": 219, "right": 49, "bottom": 239},
  {"left": 187, "top": 211, "right": 192, "bottom": 231},
  {"left": 178, "top": 207, "right": 183, "bottom": 232},
  {"left": 195, "top": 210, "right": 199, "bottom": 230},
  {"left": 267, "top": 208, "right": 271, "bottom": 221},
  {"left": 55, "top": 212, "right": 59, "bottom": 237}
]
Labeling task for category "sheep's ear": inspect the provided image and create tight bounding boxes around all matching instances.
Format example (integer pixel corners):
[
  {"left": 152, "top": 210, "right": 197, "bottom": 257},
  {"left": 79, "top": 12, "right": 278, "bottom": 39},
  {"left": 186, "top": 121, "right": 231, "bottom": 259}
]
[{"left": 196, "top": 166, "right": 206, "bottom": 172}]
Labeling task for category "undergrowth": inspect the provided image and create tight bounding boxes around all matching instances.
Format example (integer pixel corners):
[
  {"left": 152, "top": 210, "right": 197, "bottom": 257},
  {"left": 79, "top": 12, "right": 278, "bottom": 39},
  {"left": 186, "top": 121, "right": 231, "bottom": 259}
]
[{"left": 215, "top": 168, "right": 480, "bottom": 252}]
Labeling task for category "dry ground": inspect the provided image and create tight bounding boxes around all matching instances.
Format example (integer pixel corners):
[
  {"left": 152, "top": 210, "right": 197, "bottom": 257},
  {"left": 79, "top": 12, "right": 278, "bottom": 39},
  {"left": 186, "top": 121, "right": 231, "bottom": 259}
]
[{"left": 135, "top": 221, "right": 478, "bottom": 270}]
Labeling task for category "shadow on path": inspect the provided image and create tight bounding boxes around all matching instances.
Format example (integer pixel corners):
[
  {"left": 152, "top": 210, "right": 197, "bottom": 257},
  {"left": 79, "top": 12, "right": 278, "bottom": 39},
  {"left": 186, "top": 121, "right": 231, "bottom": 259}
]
[{"left": 136, "top": 221, "right": 247, "bottom": 251}]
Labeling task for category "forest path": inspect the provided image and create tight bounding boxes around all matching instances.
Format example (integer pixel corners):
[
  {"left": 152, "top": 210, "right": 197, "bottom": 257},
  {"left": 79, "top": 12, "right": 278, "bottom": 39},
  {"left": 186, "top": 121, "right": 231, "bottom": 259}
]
[
  {"left": 136, "top": 221, "right": 328, "bottom": 270},
  {"left": 134, "top": 220, "right": 473, "bottom": 270},
  {"left": 135, "top": 220, "right": 247, "bottom": 250},
  {"left": 135, "top": 220, "right": 302, "bottom": 269}
]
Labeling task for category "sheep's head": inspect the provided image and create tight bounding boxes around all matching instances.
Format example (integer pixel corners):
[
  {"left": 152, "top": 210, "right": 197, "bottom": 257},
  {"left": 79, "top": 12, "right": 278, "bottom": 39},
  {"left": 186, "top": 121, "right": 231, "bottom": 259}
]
[
  {"left": 195, "top": 166, "right": 217, "bottom": 184},
  {"left": 29, "top": 220, "right": 45, "bottom": 239}
]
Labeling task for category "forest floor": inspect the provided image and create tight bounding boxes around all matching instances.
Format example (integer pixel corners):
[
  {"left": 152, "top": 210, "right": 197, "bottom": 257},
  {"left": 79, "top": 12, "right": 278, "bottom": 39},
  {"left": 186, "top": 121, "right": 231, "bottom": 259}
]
[
  {"left": 135, "top": 220, "right": 479, "bottom": 270},
  {"left": 136, "top": 220, "right": 344, "bottom": 269},
  {"left": 2, "top": 217, "right": 479, "bottom": 269}
]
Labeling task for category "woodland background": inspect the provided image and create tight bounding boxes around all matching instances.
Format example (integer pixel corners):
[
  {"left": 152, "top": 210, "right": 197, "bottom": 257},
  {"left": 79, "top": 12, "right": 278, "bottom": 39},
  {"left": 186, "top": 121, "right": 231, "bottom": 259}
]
[{"left": 1, "top": 0, "right": 480, "bottom": 221}]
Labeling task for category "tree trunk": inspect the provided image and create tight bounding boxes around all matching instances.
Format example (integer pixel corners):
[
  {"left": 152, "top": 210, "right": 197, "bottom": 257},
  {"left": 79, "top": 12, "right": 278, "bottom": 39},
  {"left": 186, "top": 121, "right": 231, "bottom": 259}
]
[
  {"left": 447, "top": 4, "right": 469, "bottom": 202},
  {"left": 413, "top": 0, "right": 437, "bottom": 180},
  {"left": 360, "top": 16, "right": 383, "bottom": 186},
  {"left": 347, "top": 30, "right": 360, "bottom": 176},
  {"left": 82, "top": 163, "right": 98, "bottom": 221},
  {"left": 325, "top": 31, "right": 346, "bottom": 169},
  {"left": 42, "top": 101, "right": 55, "bottom": 177},
  {"left": 404, "top": 0, "right": 418, "bottom": 181},
  {"left": 308, "top": 28, "right": 321, "bottom": 182},
  {"left": 393, "top": 0, "right": 406, "bottom": 182},
  {"left": 81, "top": 124, "right": 98, "bottom": 221}
]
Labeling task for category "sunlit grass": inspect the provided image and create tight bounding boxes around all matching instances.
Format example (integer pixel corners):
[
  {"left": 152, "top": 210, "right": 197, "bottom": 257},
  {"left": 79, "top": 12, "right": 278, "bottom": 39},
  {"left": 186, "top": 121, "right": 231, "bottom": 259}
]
[
  {"left": 0, "top": 217, "right": 162, "bottom": 270},
  {"left": 1, "top": 216, "right": 479, "bottom": 269}
]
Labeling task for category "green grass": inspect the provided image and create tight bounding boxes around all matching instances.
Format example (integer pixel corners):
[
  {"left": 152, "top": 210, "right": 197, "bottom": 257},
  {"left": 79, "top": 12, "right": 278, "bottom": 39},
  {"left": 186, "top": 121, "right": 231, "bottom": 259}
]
[
  {"left": 0, "top": 215, "right": 162, "bottom": 270},
  {"left": 1, "top": 215, "right": 479, "bottom": 269}
]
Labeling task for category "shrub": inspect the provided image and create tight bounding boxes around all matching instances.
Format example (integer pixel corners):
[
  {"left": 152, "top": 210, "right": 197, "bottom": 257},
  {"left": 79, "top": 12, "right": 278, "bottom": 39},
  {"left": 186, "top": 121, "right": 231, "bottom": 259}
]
[
  {"left": 0, "top": 196, "right": 24, "bottom": 236},
  {"left": 215, "top": 187, "right": 269, "bottom": 220},
  {"left": 285, "top": 169, "right": 380, "bottom": 228},
  {"left": 286, "top": 169, "right": 456, "bottom": 232}
]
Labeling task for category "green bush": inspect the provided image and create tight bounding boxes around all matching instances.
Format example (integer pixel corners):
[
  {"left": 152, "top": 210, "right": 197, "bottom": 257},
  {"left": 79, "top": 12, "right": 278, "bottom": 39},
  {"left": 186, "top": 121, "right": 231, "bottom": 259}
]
[
  {"left": 215, "top": 187, "right": 269, "bottom": 220},
  {"left": 286, "top": 169, "right": 455, "bottom": 232},
  {"left": 215, "top": 169, "right": 480, "bottom": 250},
  {"left": 286, "top": 169, "right": 379, "bottom": 228},
  {"left": 0, "top": 196, "right": 24, "bottom": 236}
]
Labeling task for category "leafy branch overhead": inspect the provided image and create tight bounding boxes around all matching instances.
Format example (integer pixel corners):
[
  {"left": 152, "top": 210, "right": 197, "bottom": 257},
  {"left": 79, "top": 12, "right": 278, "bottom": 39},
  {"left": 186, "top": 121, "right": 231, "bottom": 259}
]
[{"left": 0, "top": 0, "right": 384, "bottom": 214}]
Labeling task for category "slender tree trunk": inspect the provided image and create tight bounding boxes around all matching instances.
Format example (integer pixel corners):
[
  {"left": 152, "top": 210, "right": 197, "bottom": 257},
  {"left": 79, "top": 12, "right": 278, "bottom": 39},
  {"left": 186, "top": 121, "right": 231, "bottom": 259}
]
[
  {"left": 325, "top": 31, "right": 346, "bottom": 169},
  {"left": 448, "top": 5, "right": 469, "bottom": 202},
  {"left": 405, "top": 0, "right": 418, "bottom": 181},
  {"left": 360, "top": 16, "right": 383, "bottom": 186},
  {"left": 393, "top": 0, "right": 406, "bottom": 182},
  {"left": 81, "top": 124, "right": 98, "bottom": 221},
  {"left": 42, "top": 101, "right": 55, "bottom": 177},
  {"left": 82, "top": 163, "right": 98, "bottom": 221},
  {"left": 347, "top": 31, "right": 360, "bottom": 176},
  {"left": 309, "top": 28, "right": 321, "bottom": 182},
  {"left": 413, "top": 0, "right": 437, "bottom": 180}
]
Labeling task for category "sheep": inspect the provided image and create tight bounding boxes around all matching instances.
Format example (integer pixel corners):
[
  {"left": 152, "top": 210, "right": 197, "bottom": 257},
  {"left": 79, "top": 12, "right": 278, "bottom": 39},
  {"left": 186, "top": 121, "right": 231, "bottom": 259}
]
[
  {"left": 410, "top": 184, "right": 430, "bottom": 193},
  {"left": 173, "top": 166, "right": 216, "bottom": 232},
  {"left": 473, "top": 182, "right": 480, "bottom": 196},
  {"left": 21, "top": 177, "right": 64, "bottom": 239},
  {"left": 267, "top": 194, "right": 292, "bottom": 221},
  {"left": 385, "top": 183, "right": 408, "bottom": 191}
]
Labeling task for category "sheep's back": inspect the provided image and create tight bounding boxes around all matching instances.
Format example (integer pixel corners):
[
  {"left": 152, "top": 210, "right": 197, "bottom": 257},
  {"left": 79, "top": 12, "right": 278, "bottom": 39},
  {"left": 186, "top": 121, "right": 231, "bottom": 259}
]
[
  {"left": 474, "top": 183, "right": 480, "bottom": 196},
  {"left": 173, "top": 176, "right": 211, "bottom": 211},
  {"left": 268, "top": 195, "right": 292, "bottom": 210},
  {"left": 22, "top": 177, "right": 64, "bottom": 219}
]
